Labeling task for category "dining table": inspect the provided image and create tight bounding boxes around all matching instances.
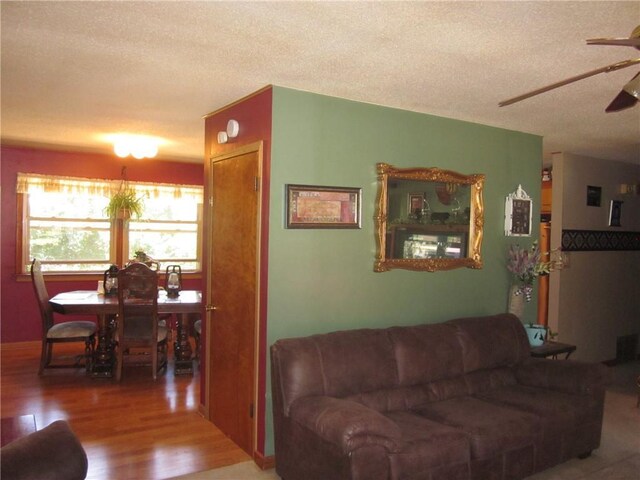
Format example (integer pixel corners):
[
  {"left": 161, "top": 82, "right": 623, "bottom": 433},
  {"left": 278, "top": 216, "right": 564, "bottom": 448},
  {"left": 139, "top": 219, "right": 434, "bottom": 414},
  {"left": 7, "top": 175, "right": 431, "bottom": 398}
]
[{"left": 49, "top": 290, "right": 202, "bottom": 377}]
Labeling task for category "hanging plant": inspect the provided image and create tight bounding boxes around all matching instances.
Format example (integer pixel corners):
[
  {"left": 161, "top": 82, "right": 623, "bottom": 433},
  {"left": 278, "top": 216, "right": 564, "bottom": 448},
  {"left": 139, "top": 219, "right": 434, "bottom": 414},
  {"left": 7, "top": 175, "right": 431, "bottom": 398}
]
[{"left": 104, "top": 167, "right": 145, "bottom": 221}]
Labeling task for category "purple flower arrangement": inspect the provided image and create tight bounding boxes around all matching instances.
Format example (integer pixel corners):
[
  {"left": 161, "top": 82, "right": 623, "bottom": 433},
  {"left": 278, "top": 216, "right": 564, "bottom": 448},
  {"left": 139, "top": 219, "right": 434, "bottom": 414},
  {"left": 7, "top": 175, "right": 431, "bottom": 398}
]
[{"left": 507, "top": 242, "right": 551, "bottom": 301}]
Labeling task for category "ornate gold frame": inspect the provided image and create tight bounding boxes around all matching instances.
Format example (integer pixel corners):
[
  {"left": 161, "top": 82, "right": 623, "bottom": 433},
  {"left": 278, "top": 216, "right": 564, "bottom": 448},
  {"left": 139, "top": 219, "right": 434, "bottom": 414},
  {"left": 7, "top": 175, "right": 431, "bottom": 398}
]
[{"left": 374, "top": 163, "right": 485, "bottom": 272}]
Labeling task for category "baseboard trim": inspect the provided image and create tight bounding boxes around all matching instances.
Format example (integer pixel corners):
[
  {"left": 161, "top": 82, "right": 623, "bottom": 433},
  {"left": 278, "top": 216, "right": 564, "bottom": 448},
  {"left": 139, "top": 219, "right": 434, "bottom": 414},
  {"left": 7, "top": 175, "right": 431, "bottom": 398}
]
[
  {"left": 253, "top": 451, "right": 275, "bottom": 470},
  {"left": 197, "top": 403, "right": 208, "bottom": 419}
]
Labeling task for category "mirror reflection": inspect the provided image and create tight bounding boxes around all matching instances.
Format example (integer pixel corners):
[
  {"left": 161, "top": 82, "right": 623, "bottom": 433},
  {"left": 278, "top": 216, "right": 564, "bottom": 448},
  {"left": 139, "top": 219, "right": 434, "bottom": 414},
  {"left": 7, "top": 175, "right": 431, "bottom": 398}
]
[{"left": 374, "top": 163, "right": 485, "bottom": 272}]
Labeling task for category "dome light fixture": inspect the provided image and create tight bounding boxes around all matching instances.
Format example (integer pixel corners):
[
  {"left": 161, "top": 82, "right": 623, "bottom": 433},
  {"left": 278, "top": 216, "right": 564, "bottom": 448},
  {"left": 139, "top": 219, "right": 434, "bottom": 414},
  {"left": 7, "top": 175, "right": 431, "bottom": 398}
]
[{"left": 107, "top": 134, "right": 161, "bottom": 159}]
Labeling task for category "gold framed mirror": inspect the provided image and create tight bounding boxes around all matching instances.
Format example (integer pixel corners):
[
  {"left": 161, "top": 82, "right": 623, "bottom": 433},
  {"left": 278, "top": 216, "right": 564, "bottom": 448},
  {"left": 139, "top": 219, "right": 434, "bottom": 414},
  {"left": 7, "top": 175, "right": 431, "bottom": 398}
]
[{"left": 374, "top": 163, "right": 485, "bottom": 272}]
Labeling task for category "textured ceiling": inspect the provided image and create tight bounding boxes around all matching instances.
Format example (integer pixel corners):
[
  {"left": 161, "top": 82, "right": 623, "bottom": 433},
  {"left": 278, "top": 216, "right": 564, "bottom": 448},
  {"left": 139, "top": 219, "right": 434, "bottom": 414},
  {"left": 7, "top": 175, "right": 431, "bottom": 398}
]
[{"left": 1, "top": 1, "right": 639, "bottom": 164}]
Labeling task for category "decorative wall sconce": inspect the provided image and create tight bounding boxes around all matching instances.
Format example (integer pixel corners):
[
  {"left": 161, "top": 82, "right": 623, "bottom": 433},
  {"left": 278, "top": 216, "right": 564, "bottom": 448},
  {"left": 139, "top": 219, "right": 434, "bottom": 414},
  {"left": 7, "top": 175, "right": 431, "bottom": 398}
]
[
  {"left": 217, "top": 119, "right": 240, "bottom": 144},
  {"left": 217, "top": 131, "right": 228, "bottom": 144},
  {"left": 165, "top": 265, "right": 182, "bottom": 298}
]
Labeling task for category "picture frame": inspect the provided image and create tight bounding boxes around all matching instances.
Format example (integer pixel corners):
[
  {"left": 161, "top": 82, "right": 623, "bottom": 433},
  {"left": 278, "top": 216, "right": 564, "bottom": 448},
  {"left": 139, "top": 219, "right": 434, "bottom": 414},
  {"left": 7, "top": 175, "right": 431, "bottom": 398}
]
[
  {"left": 286, "top": 184, "right": 361, "bottom": 229},
  {"left": 504, "top": 185, "right": 532, "bottom": 237},
  {"left": 608, "top": 200, "right": 622, "bottom": 227},
  {"left": 586, "top": 185, "right": 602, "bottom": 207},
  {"left": 408, "top": 193, "right": 425, "bottom": 216}
]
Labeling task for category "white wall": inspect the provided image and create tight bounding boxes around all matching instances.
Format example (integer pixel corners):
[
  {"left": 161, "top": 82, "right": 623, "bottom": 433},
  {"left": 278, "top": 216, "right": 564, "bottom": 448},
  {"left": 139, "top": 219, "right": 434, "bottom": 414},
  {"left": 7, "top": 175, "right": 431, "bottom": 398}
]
[{"left": 549, "top": 153, "right": 640, "bottom": 362}]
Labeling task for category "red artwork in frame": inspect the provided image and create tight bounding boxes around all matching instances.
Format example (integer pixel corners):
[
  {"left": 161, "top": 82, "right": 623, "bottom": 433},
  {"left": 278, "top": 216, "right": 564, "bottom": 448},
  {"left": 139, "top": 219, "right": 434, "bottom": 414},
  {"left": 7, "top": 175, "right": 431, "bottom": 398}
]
[{"left": 286, "top": 184, "right": 361, "bottom": 229}]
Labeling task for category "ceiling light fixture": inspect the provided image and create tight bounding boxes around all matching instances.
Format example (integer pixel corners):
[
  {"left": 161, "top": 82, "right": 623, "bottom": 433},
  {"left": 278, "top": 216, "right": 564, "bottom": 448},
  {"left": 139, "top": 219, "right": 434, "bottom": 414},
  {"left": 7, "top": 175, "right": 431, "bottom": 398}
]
[{"left": 107, "top": 134, "right": 161, "bottom": 159}]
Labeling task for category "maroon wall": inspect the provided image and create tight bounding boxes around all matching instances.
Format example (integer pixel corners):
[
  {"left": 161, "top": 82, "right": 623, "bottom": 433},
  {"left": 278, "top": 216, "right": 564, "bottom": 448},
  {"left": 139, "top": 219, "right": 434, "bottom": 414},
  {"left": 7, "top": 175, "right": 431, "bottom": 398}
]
[
  {"left": 203, "top": 86, "right": 273, "bottom": 456},
  {"left": 1, "top": 145, "right": 204, "bottom": 343}
]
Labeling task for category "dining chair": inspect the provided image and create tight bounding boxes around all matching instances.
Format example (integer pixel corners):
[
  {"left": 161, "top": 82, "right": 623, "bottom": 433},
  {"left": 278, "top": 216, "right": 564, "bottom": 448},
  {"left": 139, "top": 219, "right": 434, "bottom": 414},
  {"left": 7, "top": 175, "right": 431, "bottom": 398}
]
[
  {"left": 30, "top": 258, "right": 97, "bottom": 375},
  {"left": 115, "top": 262, "right": 168, "bottom": 381},
  {"left": 193, "top": 317, "right": 202, "bottom": 361}
]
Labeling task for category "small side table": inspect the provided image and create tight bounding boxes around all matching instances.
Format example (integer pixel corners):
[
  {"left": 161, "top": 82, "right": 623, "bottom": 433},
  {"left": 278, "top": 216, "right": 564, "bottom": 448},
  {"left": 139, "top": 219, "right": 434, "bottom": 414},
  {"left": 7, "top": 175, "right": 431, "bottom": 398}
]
[{"left": 530, "top": 341, "right": 577, "bottom": 359}]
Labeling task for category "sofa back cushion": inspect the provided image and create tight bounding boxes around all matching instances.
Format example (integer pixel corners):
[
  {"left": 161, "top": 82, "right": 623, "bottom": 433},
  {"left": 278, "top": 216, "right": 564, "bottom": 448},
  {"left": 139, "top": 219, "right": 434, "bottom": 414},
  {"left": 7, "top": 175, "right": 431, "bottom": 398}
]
[
  {"left": 447, "top": 314, "right": 530, "bottom": 373},
  {"left": 272, "top": 328, "right": 398, "bottom": 415},
  {"left": 271, "top": 313, "right": 530, "bottom": 415},
  {"left": 388, "top": 323, "right": 463, "bottom": 387}
]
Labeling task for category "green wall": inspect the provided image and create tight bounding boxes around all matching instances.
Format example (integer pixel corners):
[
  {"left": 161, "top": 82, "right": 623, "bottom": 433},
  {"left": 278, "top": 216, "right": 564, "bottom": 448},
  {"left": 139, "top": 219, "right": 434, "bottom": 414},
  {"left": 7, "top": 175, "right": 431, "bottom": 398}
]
[{"left": 264, "top": 86, "right": 542, "bottom": 454}]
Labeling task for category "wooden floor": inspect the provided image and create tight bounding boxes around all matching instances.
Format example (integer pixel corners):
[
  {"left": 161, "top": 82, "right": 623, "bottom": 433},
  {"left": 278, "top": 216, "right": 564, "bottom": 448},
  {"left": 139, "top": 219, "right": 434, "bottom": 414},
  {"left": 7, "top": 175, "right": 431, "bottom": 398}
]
[{"left": 1, "top": 341, "right": 250, "bottom": 479}]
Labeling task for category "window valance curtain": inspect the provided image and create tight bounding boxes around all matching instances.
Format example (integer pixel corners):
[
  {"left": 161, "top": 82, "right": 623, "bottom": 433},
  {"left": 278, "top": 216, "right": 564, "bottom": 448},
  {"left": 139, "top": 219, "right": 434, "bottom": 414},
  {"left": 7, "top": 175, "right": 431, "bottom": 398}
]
[{"left": 16, "top": 173, "right": 203, "bottom": 203}]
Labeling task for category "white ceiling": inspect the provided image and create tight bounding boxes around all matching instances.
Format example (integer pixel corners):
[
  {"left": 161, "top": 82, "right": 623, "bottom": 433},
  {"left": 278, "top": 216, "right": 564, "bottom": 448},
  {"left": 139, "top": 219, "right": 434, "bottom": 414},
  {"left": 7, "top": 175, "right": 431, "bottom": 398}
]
[{"left": 2, "top": 1, "right": 639, "bottom": 164}]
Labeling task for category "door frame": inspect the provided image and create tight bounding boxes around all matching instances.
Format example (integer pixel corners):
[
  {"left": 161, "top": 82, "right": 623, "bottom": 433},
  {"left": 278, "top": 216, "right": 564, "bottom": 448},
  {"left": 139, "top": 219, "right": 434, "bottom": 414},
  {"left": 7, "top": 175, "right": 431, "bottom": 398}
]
[{"left": 203, "top": 141, "right": 264, "bottom": 458}]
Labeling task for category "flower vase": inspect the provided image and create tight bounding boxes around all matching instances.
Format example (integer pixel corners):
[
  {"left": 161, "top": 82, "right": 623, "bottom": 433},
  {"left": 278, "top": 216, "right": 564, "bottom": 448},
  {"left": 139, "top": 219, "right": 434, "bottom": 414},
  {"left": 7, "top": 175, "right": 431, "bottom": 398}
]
[{"left": 508, "top": 284, "right": 525, "bottom": 319}]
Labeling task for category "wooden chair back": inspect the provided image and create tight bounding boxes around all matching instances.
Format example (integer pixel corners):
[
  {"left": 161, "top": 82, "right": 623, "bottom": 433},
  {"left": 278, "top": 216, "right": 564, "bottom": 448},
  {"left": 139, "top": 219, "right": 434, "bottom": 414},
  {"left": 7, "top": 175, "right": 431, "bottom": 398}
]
[
  {"left": 117, "top": 263, "right": 159, "bottom": 341},
  {"left": 116, "top": 262, "right": 163, "bottom": 380},
  {"left": 30, "top": 258, "right": 54, "bottom": 334}
]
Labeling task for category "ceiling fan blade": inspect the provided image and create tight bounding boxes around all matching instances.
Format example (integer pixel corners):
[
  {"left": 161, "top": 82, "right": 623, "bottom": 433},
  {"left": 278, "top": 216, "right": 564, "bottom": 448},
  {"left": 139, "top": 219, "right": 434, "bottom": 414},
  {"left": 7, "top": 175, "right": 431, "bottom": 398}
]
[
  {"left": 605, "top": 72, "right": 640, "bottom": 112},
  {"left": 499, "top": 58, "right": 640, "bottom": 107},
  {"left": 588, "top": 25, "right": 640, "bottom": 50},
  {"left": 586, "top": 38, "right": 640, "bottom": 47}
]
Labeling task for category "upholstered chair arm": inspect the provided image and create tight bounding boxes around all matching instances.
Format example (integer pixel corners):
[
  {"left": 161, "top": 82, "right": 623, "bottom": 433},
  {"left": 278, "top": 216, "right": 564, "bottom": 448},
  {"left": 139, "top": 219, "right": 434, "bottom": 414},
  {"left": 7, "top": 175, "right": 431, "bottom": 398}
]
[
  {"left": 0, "top": 420, "right": 88, "bottom": 480},
  {"left": 516, "top": 358, "right": 611, "bottom": 395},
  {"left": 289, "top": 396, "right": 402, "bottom": 455}
]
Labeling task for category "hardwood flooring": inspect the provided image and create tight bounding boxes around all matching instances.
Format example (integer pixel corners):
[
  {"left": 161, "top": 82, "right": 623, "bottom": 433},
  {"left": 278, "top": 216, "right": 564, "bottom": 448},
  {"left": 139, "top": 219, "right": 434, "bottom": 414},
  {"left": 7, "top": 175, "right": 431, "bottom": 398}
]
[{"left": 1, "top": 341, "right": 250, "bottom": 479}]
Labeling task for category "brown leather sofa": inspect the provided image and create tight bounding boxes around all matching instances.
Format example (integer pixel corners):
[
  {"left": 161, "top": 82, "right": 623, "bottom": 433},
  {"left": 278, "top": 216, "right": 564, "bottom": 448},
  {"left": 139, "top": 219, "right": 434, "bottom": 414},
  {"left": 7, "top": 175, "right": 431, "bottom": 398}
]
[
  {"left": 270, "top": 314, "right": 610, "bottom": 480},
  {"left": 0, "top": 420, "right": 88, "bottom": 480}
]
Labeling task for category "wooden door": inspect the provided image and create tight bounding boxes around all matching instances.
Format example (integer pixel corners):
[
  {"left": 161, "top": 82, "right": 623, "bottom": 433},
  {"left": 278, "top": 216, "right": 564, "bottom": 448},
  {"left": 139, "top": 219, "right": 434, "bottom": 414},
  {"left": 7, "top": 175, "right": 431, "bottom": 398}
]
[
  {"left": 537, "top": 221, "right": 551, "bottom": 326},
  {"left": 207, "top": 147, "right": 259, "bottom": 456}
]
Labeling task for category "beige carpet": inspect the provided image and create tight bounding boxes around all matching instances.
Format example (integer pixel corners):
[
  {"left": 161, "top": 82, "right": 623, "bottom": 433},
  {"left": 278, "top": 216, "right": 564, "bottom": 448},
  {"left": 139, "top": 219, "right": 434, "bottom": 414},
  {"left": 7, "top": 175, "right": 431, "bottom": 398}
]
[
  {"left": 169, "top": 461, "right": 278, "bottom": 480},
  {"left": 173, "top": 361, "right": 639, "bottom": 480}
]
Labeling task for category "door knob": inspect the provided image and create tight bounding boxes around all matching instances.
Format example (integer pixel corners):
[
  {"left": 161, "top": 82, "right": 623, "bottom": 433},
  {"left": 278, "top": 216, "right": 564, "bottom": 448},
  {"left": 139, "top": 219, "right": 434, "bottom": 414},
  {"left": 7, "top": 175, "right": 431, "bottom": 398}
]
[{"left": 205, "top": 305, "right": 218, "bottom": 312}]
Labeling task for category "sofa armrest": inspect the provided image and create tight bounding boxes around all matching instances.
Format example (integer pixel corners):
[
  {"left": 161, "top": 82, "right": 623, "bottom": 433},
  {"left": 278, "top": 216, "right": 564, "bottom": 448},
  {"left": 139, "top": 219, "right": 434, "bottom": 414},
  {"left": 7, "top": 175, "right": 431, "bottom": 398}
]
[
  {"left": 516, "top": 358, "right": 611, "bottom": 395},
  {"left": 289, "top": 396, "right": 402, "bottom": 455},
  {"left": 0, "top": 420, "right": 88, "bottom": 480}
]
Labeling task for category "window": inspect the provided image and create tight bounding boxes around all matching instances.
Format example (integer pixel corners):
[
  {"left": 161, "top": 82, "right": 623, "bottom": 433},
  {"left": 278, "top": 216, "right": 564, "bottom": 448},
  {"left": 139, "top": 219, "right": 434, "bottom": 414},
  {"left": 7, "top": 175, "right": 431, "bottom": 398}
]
[
  {"left": 127, "top": 186, "right": 202, "bottom": 271},
  {"left": 17, "top": 173, "right": 203, "bottom": 274}
]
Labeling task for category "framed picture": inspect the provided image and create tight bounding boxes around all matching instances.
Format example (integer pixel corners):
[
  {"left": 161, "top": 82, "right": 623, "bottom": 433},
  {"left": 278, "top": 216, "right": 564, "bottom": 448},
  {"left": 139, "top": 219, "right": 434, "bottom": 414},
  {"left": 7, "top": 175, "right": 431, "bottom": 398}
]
[
  {"left": 408, "top": 193, "right": 425, "bottom": 216},
  {"left": 286, "top": 184, "right": 361, "bottom": 229},
  {"left": 608, "top": 200, "right": 622, "bottom": 227},
  {"left": 504, "top": 185, "right": 532, "bottom": 237},
  {"left": 586, "top": 185, "right": 602, "bottom": 207}
]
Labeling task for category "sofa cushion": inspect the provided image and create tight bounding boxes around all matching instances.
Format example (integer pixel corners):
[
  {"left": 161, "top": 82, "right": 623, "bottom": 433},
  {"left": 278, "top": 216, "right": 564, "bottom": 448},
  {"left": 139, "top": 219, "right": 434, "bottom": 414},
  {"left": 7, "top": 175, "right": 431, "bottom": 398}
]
[
  {"left": 272, "top": 328, "right": 399, "bottom": 414},
  {"left": 345, "top": 376, "right": 470, "bottom": 413},
  {"left": 476, "top": 385, "right": 595, "bottom": 431},
  {"left": 447, "top": 314, "right": 531, "bottom": 374},
  {"left": 385, "top": 411, "right": 470, "bottom": 480},
  {"left": 464, "top": 367, "right": 518, "bottom": 395},
  {"left": 389, "top": 323, "right": 463, "bottom": 387},
  {"left": 475, "top": 384, "right": 602, "bottom": 468},
  {"left": 414, "top": 396, "right": 541, "bottom": 460},
  {"left": 313, "top": 328, "right": 398, "bottom": 398}
]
